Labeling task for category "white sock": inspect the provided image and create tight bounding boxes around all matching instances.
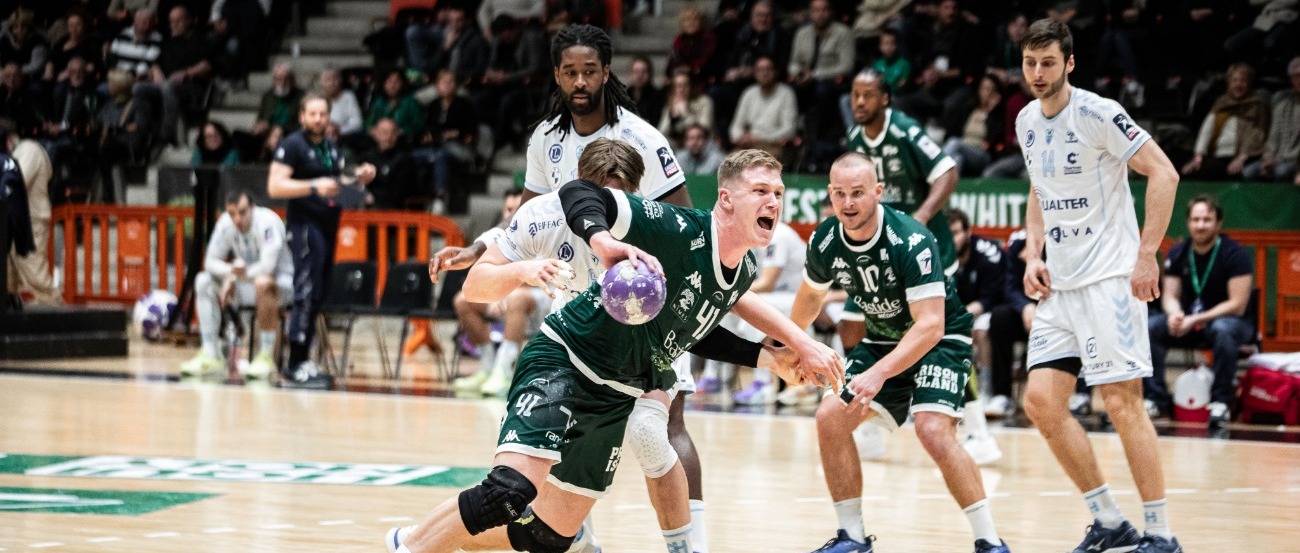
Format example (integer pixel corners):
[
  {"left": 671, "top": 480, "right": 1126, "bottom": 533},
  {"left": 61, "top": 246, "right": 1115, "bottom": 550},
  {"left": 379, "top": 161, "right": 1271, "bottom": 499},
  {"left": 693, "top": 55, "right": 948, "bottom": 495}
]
[
  {"left": 494, "top": 340, "right": 521, "bottom": 378},
  {"left": 1083, "top": 484, "right": 1125, "bottom": 528},
  {"left": 478, "top": 342, "right": 496, "bottom": 377},
  {"left": 689, "top": 499, "right": 709, "bottom": 553},
  {"left": 1142, "top": 499, "right": 1172, "bottom": 539},
  {"left": 258, "top": 331, "right": 276, "bottom": 357},
  {"left": 964, "top": 399, "right": 990, "bottom": 439},
  {"left": 662, "top": 523, "right": 692, "bottom": 553},
  {"left": 201, "top": 331, "right": 220, "bottom": 358},
  {"left": 963, "top": 499, "right": 1001, "bottom": 545},
  {"left": 833, "top": 498, "right": 865, "bottom": 543}
]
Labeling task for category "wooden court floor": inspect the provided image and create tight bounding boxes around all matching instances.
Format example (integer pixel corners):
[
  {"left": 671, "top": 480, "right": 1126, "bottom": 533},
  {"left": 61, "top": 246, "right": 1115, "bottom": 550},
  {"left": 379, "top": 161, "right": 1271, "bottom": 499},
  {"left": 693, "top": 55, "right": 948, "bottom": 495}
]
[{"left": 2, "top": 363, "right": 1299, "bottom": 552}]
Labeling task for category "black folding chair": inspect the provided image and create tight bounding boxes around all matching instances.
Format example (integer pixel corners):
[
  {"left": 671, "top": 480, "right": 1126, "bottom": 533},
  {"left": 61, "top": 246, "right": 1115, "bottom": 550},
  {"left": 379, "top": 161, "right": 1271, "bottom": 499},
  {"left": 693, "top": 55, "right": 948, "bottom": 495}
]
[
  {"left": 373, "top": 261, "right": 437, "bottom": 379},
  {"left": 318, "top": 261, "right": 378, "bottom": 376}
]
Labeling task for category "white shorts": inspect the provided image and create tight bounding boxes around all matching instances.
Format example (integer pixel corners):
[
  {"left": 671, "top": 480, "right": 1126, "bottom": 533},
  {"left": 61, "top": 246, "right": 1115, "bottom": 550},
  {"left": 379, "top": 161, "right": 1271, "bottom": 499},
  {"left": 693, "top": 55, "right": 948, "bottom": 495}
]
[
  {"left": 485, "top": 286, "right": 552, "bottom": 338},
  {"left": 1026, "top": 276, "right": 1153, "bottom": 386},
  {"left": 725, "top": 291, "right": 797, "bottom": 342},
  {"left": 972, "top": 312, "right": 991, "bottom": 332},
  {"left": 234, "top": 274, "right": 294, "bottom": 307},
  {"left": 671, "top": 355, "right": 695, "bottom": 396}
]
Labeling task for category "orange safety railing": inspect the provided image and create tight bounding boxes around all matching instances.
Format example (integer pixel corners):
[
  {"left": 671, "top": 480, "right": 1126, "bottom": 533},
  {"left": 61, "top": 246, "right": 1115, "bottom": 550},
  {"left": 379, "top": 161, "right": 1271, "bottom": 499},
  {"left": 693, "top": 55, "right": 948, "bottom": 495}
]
[{"left": 48, "top": 205, "right": 464, "bottom": 306}]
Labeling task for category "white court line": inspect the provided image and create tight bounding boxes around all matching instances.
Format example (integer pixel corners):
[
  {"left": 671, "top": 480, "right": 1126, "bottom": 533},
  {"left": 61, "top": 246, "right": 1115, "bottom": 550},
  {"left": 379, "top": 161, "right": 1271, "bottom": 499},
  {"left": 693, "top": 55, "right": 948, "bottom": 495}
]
[
  {"left": 1038, "top": 491, "right": 1072, "bottom": 497},
  {"left": 1289, "top": 487, "right": 1300, "bottom": 493},
  {"left": 1110, "top": 490, "right": 1135, "bottom": 495},
  {"left": 319, "top": 520, "right": 354, "bottom": 526},
  {"left": 733, "top": 499, "right": 766, "bottom": 506},
  {"left": 29, "top": 543, "right": 62, "bottom": 548},
  {"left": 615, "top": 504, "right": 651, "bottom": 510},
  {"left": 379, "top": 516, "right": 413, "bottom": 522},
  {"left": 916, "top": 494, "right": 950, "bottom": 500},
  {"left": 86, "top": 537, "right": 122, "bottom": 543},
  {"left": 203, "top": 528, "right": 237, "bottom": 534},
  {"left": 988, "top": 492, "right": 1012, "bottom": 498},
  {"left": 261, "top": 523, "right": 296, "bottom": 530},
  {"left": 1166, "top": 488, "right": 1198, "bottom": 494},
  {"left": 144, "top": 532, "right": 180, "bottom": 538},
  {"left": 795, "top": 497, "right": 829, "bottom": 503},
  {"left": 862, "top": 495, "right": 891, "bottom": 501},
  {"left": 1224, "top": 488, "right": 1260, "bottom": 493}
]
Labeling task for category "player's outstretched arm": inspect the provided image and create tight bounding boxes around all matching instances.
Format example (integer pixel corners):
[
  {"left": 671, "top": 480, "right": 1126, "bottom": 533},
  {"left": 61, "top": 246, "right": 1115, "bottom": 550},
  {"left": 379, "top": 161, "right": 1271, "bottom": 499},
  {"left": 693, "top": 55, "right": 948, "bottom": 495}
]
[
  {"left": 844, "top": 297, "right": 944, "bottom": 411},
  {"left": 788, "top": 281, "right": 830, "bottom": 331},
  {"left": 463, "top": 243, "right": 575, "bottom": 303},
  {"left": 913, "top": 166, "right": 958, "bottom": 225},
  {"left": 1128, "top": 140, "right": 1180, "bottom": 302},
  {"left": 558, "top": 179, "right": 664, "bottom": 274},
  {"left": 427, "top": 242, "right": 489, "bottom": 283},
  {"left": 733, "top": 292, "right": 844, "bottom": 388}
]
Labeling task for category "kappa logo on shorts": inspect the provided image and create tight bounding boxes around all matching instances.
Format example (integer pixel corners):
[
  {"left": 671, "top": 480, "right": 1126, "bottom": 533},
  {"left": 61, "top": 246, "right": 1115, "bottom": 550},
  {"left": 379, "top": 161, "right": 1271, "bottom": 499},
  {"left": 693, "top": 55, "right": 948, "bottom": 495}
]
[{"left": 504, "top": 430, "right": 519, "bottom": 442}]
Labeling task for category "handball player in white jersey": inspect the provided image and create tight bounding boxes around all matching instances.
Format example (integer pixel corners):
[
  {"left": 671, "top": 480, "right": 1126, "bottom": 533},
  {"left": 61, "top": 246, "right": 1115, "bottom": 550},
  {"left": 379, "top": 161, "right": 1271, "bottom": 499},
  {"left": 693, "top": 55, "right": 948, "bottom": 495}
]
[{"left": 1016, "top": 19, "right": 1183, "bottom": 553}]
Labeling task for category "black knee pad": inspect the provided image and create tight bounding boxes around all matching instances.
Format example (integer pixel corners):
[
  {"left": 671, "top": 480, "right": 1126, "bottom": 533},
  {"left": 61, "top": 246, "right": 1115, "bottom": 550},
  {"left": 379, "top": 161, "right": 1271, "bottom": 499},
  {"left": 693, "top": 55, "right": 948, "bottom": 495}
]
[
  {"left": 506, "top": 506, "right": 575, "bottom": 553},
  {"left": 458, "top": 466, "right": 538, "bottom": 535}
]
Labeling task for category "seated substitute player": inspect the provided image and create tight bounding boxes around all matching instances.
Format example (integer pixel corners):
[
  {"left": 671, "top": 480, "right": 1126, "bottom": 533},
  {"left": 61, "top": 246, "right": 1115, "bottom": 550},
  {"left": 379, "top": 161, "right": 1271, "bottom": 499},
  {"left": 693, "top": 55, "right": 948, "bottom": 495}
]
[
  {"left": 388, "top": 139, "right": 803, "bottom": 553},
  {"left": 947, "top": 207, "right": 1007, "bottom": 463},
  {"left": 789, "top": 153, "right": 1010, "bottom": 553},
  {"left": 180, "top": 190, "right": 293, "bottom": 378},
  {"left": 390, "top": 150, "right": 844, "bottom": 553}
]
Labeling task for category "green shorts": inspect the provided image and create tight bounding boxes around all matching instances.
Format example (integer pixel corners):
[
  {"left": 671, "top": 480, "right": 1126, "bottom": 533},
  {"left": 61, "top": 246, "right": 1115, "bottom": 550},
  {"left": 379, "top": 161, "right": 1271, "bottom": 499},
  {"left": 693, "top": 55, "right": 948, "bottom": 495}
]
[
  {"left": 496, "top": 334, "right": 637, "bottom": 499},
  {"left": 840, "top": 339, "right": 973, "bottom": 431}
]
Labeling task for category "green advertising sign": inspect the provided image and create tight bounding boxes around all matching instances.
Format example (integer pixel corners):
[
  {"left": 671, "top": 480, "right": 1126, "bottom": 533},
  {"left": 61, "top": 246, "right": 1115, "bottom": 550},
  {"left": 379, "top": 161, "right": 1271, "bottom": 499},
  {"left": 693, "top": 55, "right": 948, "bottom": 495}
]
[
  {"left": 0, "top": 486, "right": 215, "bottom": 515},
  {"left": 0, "top": 454, "right": 489, "bottom": 488}
]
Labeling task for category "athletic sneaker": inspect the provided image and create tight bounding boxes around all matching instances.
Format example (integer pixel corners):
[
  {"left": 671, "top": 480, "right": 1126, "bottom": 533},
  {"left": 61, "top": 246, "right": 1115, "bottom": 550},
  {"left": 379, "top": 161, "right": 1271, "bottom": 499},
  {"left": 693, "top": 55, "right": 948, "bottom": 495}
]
[
  {"left": 695, "top": 376, "right": 723, "bottom": 394},
  {"left": 1070, "top": 520, "right": 1141, "bottom": 553},
  {"left": 1143, "top": 399, "right": 1164, "bottom": 419},
  {"left": 1209, "top": 401, "right": 1229, "bottom": 427},
  {"left": 567, "top": 518, "right": 601, "bottom": 553},
  {"left": 384, "top": 525, "right": 414, "bottom": 553},
  {"left": 1069, "top": 393, "right": 1093, "bottom": 417},
  {"left": 1135, "top": 535, "right": 1182, "bottom": 553},
  {"left": 962, "top": 434, "right": 1003, "bottom": 465},
  {"left": 244, "top": 353, "right": 276, "bottom": 379},
  {"left": 853, "top": 423, "right": 887, "bottom": 460},
  {"left": 808, "top": 530, "right": 874, "bottom": 553},
  {"left": 180, "top": 351, "right": 224, "bottom": 376},
  {"left": 974, "top": 538, "right": 1011, "bottom": 553},
  {"left": 733, "top": 381, "right": 775, "bottom": 405},
  {"left": 453, "top": 371, "right": 491, "bottom": 393},
  {"left": 983, "top": 395, "right": 1014, "bottom": 418},
  {"left": 279, "top": 361, "right": 333, "bottom": 390},
  {"left": 481, "top": 370, "right": 511, "bottom": 397}
]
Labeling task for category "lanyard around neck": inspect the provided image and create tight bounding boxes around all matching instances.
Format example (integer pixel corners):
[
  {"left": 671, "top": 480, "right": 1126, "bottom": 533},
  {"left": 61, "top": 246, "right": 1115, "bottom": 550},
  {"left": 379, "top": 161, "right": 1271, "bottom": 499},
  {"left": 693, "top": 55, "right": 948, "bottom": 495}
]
[{"left": 1188, "top": 237, "right": 1221, "bottom": 298}]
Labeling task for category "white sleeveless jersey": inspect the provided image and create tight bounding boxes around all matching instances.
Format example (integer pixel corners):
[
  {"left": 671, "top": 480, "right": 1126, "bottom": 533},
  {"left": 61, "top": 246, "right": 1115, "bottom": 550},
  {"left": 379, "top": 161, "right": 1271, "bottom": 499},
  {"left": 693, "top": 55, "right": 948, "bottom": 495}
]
[
  {"left": 495, "top": 191, "right": 604, "bottom": 312},
  {"left": 524, "top": 106, "right": 686, "bottom": 201},
  {"left": 1016, "top": 87, "right": 1150, "bottom": 290}
]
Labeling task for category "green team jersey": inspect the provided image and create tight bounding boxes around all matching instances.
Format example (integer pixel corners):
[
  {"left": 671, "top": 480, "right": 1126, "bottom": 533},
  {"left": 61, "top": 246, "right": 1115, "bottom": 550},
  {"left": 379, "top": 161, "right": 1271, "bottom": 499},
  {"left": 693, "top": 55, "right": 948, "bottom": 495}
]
[
  {"left": 543, "top": 191, "right": 758, "bottom": 395},
  {"left": 846, "top": 108, "right": 959, "bottom": 274},
  {"left": 803, "top": 205, "right": 971, "bottom": 344}
]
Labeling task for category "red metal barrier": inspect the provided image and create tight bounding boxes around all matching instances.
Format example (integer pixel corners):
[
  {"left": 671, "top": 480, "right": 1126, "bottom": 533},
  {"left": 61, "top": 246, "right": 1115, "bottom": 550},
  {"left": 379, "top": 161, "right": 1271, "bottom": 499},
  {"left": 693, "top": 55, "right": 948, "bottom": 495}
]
[{"left": 48, "top": 205, "right": 465, "bottom": 306}]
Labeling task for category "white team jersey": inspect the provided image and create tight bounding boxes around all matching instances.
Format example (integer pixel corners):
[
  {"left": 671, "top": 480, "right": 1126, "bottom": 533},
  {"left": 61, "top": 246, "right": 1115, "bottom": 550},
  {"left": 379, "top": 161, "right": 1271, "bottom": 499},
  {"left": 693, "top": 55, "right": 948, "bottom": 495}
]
[
  {"left": 496, "top": 192, "right": 604, "bottom": 311},
  {"left": 1016, "top": 87, "right": 1150, "bottom": 291},
  {"left": 758, "top": 222, "right": 807, "bottom": 293},
  {"left": 207, "top": 207, "right": 293, "bottom": 279},
  {"left": 525, "top": 106, "right": 686, "bottom": 201}
]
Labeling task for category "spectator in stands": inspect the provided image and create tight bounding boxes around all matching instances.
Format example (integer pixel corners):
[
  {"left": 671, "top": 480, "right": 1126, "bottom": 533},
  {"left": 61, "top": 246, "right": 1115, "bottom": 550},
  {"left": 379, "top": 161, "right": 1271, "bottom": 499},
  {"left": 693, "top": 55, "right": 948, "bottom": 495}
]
[
  {"left": 1148, "top": 195, "right": 1255, "bottom": 426},
  {"left": 872, "top": 29, "right": 911, "bottom": 93},
  {"left": 0, "top": 125, "right": 34, "bottom": 291},
  {"left": 367, "top": 70, "right": 424, "bottom": 138},
  {"left": 106, "top": 0, "right": 158, "bottom": 30},
  {"left": 947, "top": 208, "right": 1007, "bottom": 400},
  {"left": 210, "top": 0, "right": 267, "bottom": 88},
  {"left": 788, "top": 0, "right": 854, "bottom": 140},
  {"left": 658, "top": 69, "right": 714, "bottom": 145},
  {"left": 149, "top": 5, "right": 213, "bottom": 145},
  {"left": 418, "top": 69, "right": 479, "bottom": 214},
  {"left": 0, "top": 8, "right": 48, "bottom": 81},
  {"left": 361, "top": 118, "right": 420, "bottom": 210},
  {"left": 627, "top": 56, "right": 665, "bottom": 131},
  {"left": 192, "top": 120, "right": 239, "bottom": 167},
  {"left": 1223, "top": 0, "right": 1296, "bottom": 71},
  {"left": 107, "top": 9, "right": 162, "bottom": 80},
  {"left": 476, "top": 0, "right": 545, "bottom": 38},
  {"left": 430, "top": 6, "right": 488, "bottom": 86},
  {"left": 894, "top": 0, "right": 986, "bottom": 124},
  {"left": 1094, "top": 0, "right": 1148, "bottom": 108},
  {"left": 96, "top": 69, "right": 155, "bottom": 202},
  {"left": 404, "top": 7, "right": 446, "bottom": 76},
  {"left": 851, "top": 0, "right": 911, "bottom": 49},
  {"left": 1182, "top": 63, "right": 1270, "bottom": 180},
  {"left": 984, "top": 227, "right": 1035, "bottom": 418},
  {"left": 666, "top": 5, "right": 715, "bottom": 79},
  {"left": 252, "top": 125, "right": 284, "bottom": 164},
  {"left": 319, "top": 69, "right": 364, "bottom": 137},
  {"left": 711, "top": 1, "right": 789, "bottom": 143},
  {"left": 0, "top": 62, "right": 44, "bottom": 136},
  {"left": 730, "top": 56, "right": 798, "bottom": 162},
  {"left": 1245, "top": 56, "right": 1300, "bottom": 183},
  {"left": 43, "top": 9, "right": 100, "bottom": 83},
  {"left": 546, "top": 0, "right": 608, "bottom": 31},
  {"left": 675, "top": 123, "right": 723, "bottom": 175},
  {"left": 180, "top": 190, "right": 293, "bottom": 380},
  {"left": 236, "top": 62, "right": 301, "bottom": 161},
  {"left": 42, "top": 56, "right": 101, "bottom": 191},
  {"left": 4, "top": 126, "right": 60, "bottom": 305},
  {"left": 986, "top": 13, "right": 1027, "bottom": 90},
  {"left": 942, "top": 74, "right": 1009, "bottom": 177},
  {"left": 477, "top": 14, "right": 545, "bottom": 151}
]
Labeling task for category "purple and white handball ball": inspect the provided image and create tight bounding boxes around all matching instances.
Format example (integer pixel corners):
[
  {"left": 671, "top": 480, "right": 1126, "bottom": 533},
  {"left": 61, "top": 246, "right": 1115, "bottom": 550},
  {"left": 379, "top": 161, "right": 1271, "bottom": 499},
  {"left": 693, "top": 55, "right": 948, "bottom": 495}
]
[
  {"left": 600, "top": 259, "right": 667, "bottom": 325},
  {"left": 133, "top": 289, "right": 177, "bottom": 342}
]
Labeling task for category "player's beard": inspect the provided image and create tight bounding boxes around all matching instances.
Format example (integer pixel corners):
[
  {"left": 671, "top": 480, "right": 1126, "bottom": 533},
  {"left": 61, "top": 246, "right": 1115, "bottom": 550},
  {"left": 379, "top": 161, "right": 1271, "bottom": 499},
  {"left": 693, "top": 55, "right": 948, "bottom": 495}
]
[
  {"left": 565, "top": 84, "right": 604, "bottom": 117},
  {"left": 1038, "top": 70, "right": 1067, "bottom": 101}
]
